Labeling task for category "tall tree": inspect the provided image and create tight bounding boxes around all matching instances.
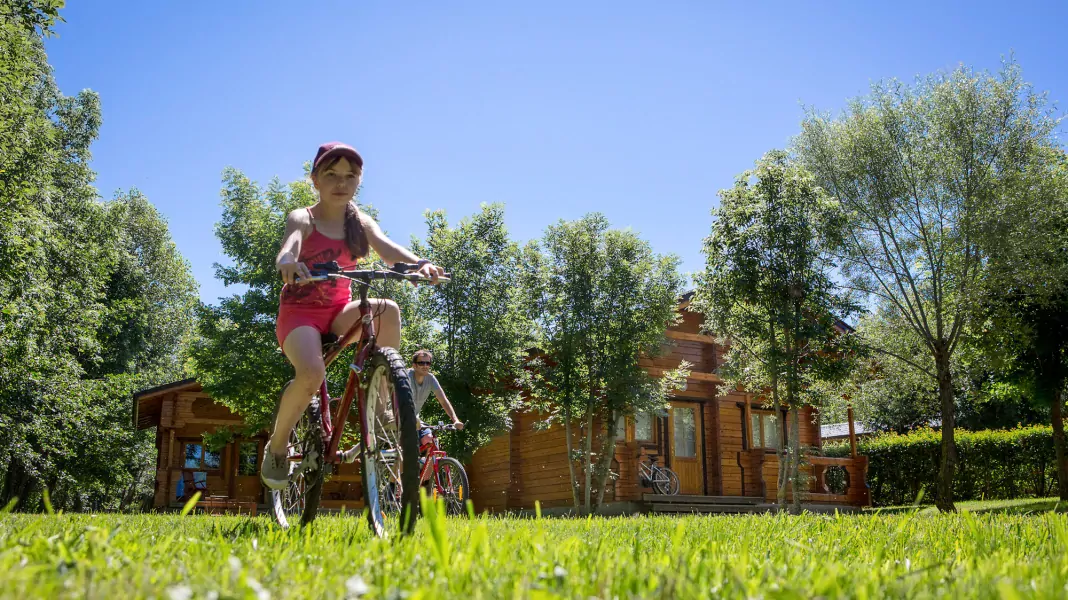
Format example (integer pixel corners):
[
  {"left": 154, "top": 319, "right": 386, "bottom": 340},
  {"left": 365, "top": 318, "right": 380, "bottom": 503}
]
[
  {"left": 694, "top": 150, "right": 858, "bottom": 512},
  {"left": 795, "top": 61, "right": 1058, "bottom": 512},
  {"left": 407, "top": 204, "right": 534, "bottom": 460},
  {"left": 526, "top": 214, "right": 686, "bottom": 511},
  {"left": 0, "top": 1, "right": 199, "bottom": 511},
  {"left": 977, "top": 148, "right": 1068, "bottom": 500}
]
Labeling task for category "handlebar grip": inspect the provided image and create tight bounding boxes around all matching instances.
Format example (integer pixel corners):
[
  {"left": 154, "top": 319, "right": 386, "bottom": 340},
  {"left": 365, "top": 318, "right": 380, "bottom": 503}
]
[{"left": 390, "top": 262, "right": 451, "bottom": 278}]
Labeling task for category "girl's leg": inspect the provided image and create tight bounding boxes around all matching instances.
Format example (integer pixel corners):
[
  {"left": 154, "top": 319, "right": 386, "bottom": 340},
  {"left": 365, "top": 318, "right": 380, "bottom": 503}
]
[
  {"left": 330, "top": 299, "right": 402, "bottom": 425},
  {"left": 270, "top": 326, "right": 328, "bottom": 455},
  {"left": 330, "top": 298, "right": 401, "bottom": 350}
]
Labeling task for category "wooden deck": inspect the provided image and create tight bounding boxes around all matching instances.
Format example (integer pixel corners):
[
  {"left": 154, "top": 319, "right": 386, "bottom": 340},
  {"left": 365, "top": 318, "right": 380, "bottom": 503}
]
[{"left": 643, "top": 493, "right": 863, "bottom": 515}]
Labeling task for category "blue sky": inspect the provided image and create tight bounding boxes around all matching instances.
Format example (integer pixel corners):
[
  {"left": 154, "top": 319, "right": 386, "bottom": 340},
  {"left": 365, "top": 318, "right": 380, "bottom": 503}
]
[{"left": 46, "top": 1, "right": 1067, "bottom": 303}]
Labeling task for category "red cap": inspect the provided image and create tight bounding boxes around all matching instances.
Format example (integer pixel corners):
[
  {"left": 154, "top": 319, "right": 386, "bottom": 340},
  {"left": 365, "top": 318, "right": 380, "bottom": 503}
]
[{"left": 312, "top": 142, "right": 363, "bottom": 172}]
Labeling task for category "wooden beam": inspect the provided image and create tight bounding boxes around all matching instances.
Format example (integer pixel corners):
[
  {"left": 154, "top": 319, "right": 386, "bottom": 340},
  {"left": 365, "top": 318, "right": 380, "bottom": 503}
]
[
  {"left": 743, "top": 395, "right": 753, "bottom": 450},
  {"left": 645, "top": 366, "right": 722, "bottom": 384},
  {"left": 847, "top": 405, "right": 858, "bottom": 458},
  {"left": 184, "top": 418, "right": 246, "bottom": 426},
  {"left": 666, "top": 330, "right": 717, "bottom": 345}
]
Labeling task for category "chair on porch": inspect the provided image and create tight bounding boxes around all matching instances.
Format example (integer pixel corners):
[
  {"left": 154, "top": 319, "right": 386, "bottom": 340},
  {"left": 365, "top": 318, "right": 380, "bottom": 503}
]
[{"left": 178, "top": 470, "right": 209, "bottom": 502}]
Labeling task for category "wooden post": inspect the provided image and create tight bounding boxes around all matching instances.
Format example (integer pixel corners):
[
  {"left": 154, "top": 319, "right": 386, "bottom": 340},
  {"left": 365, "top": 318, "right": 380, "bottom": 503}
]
[
  {"left": 227, "top": 442, "right": 238, "bottom": 499},
  {"left": 743, "top": 395, "right": 753, "bottom": 449},
  {"left": 847, "top": 405, "right": 858, "bottom": 458},
  {"left": 167, "top": 429, "right": 176, "bottom": 503}
]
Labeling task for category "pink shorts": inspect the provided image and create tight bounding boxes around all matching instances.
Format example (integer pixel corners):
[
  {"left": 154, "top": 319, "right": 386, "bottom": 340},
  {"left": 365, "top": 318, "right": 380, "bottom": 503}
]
[{"left": 276, "top": 302, "right": 349, "bottom": 349}]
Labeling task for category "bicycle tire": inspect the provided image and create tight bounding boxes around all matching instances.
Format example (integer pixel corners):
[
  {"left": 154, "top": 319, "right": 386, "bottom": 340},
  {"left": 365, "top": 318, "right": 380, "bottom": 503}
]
[
  {"left": 359, "top": 346, "right": 421, "bottom": 537},
  {"left": 664, "top": 468, "right": 681, "bottom": 495},
  {"left": 435, "top": 456, "right": 471, "bottom": 516},
  {"left": 269, "top": 381, "right": 326, "bottom": 528}
]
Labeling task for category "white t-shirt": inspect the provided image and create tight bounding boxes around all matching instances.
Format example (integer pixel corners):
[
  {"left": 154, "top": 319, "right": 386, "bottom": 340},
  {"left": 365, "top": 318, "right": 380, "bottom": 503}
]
[{"left": 406, "top": 368, "right": 444, "bottom": 416}]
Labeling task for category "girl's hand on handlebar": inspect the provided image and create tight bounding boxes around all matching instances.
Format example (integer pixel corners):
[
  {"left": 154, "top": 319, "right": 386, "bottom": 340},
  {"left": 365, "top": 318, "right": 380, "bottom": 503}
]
[
  {"left": 417, "top": 261, "right": 445, "bottom": 285},
  {"left": 279, "top": 260, "right": 313, "bottom": 285},
  {"left": 452, "top": 420, "right": 465, "bottom": 431}
]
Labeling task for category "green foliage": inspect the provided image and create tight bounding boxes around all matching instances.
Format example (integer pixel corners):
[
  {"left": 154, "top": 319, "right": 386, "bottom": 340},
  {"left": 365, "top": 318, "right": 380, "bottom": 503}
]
[
  {"left": 525, "top": 213, "right": 686, "bottom": 509},
  {"left": 408, "top": 204, "right": 534, "bottom": 460},
  {"left": 695, "top": 150, "right": 858, "bottom": 406},
  {"left": 0, "top": 0, "right": 198, "bottom": 512},
  {"left": 3, "top": 511, "right": 1068, "bottom": 598},
  {"left": 694, "top": 149, "right": 859, "bottom": 509},
  {"left": 796, "top": 59, "right": 1060, "bottom": 510},
  {"left": 826, "top": 308, "right": 1048, "bottom": 433},
  {"left": 826, "top": 426, "right": 1062, "bottom": 506}
]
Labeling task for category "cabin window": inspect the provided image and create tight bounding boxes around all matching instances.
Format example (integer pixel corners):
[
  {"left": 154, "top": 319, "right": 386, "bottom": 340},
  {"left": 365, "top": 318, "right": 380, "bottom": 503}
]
[
  {"left": 750, "top": 412, "right": 782, "bottom": 450},
  {"left": 182, "top": 443, "right": 221, "bottom": 470},
  {"left": 238, "top": 442, "right": 259, "bottom": 476},
  {"left": 634, "top": 412, "right": 655, "bottom": 442},
  {"left": 673, "top": 407, "right": 697, "bottom": 458}
]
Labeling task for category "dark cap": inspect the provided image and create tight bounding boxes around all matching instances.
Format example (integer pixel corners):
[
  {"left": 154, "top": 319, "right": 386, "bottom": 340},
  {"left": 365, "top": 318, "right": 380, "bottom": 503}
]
[{"left": 312, "top": 142, "right": 363, "bottom": 172}]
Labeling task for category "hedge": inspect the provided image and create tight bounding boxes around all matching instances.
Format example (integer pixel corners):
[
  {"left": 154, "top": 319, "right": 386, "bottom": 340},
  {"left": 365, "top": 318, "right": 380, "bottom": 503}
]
[{"left": 823, "top": 425, "right": 1061, "bottom": 506}]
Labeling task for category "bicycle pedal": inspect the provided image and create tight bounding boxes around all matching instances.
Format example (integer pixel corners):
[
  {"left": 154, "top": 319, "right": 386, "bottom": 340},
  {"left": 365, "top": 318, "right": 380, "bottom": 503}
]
[{"left": 340, "top": 447, "right": 360, "bottom": 463}]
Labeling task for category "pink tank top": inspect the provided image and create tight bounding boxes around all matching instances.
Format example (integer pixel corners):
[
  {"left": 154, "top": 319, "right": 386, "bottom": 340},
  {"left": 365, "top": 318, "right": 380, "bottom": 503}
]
[{"left": 279, "top": 208, "right": 358, "bottom": 307}]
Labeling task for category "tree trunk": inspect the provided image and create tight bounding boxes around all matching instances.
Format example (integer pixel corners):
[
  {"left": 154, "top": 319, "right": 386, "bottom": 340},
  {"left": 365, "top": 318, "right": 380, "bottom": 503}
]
[
  {"left": 768, "top": 321, "right": 788, "bottom": 509},
  {"left": 583, "top": 410, "right": 594, "bottom": 511},
  {"left": 563, "top": 408, "right": 581, "bottom": 508},
  {"left": 789, "top": 407, "right": 802, "bottom": 514},
  {"left": 593, "top": 409, "right": 620, "bottom": 510},
  {"left": 776, "top": 420, "right": 789, "bottom": 509},
  {"left": 1, "top": 459, "right": 33, "bottom": 511},
  {"left": 1051, "top": 389, "right": 1068, "bottom": 501},
  {"left": 934, "top": 349, "right": 957, "bottom": 513}
]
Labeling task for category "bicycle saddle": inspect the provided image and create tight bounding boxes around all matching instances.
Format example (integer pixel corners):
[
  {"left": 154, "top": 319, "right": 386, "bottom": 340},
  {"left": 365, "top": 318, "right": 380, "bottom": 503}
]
[{"left": 321, "top": 332, "right": 340, "bottom": 354}]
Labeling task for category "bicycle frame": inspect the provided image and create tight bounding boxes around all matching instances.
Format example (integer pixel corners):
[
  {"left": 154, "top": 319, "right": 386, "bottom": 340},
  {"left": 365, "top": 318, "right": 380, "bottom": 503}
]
[
  {"left": 417, "top": 435, "right": 451, "bottom": 497},
  {"left": 637, "top": 455, "right": 661, "bottom": 484},
  {"left": 287, "top": 281, "right": 393, "bottom": 465}
]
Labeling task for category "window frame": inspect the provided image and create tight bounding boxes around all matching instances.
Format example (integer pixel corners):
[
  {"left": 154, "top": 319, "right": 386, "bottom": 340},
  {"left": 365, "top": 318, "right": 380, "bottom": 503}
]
[
  {"left": 180, "top": 441, "right": 223, "bottom": 473},
  {"left": 750, "top": 410, "right": 787, "bottom": 452}
]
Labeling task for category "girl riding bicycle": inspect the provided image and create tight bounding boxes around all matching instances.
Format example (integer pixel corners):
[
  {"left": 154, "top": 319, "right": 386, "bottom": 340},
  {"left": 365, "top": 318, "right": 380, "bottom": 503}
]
[{"left": 262, "top": 141, "right": 445, "bottom": 490}]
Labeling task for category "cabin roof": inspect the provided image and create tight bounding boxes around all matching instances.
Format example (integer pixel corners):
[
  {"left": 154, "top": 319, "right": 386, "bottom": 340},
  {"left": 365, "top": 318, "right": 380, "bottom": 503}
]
[
  {"left": 131, "top": 378, "right": 201, "bottom": 430},
  {"left": 820, "top": 421, "right": 872, "bottom": 439}
]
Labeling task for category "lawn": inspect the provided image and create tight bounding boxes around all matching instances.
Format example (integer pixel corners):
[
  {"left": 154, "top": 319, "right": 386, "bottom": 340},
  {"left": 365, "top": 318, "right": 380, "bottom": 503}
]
[
  {"left": 869, "top": 497, "right": 1068, "bottom": 516},
  {"left": 1, "top": 500, "right": 1067, "bottom": 599}
]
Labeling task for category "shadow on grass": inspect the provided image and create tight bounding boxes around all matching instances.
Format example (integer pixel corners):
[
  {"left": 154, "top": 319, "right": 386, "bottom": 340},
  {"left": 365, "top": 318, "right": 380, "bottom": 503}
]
[
  {"left": 970, "top": 499, "right": 1068, "bottom": 515},
  {"left": 865, "top": 497, "right": 1068, "bottom": 516}
]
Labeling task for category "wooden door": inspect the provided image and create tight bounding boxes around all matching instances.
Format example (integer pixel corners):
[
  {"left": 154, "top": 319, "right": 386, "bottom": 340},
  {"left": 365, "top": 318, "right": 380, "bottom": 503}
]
[
  {"left": 667, "top": 402, "right": 704, "bottom": 495},
  {"left": 231, "top": 439, "right": 266, "bottom": 503}
]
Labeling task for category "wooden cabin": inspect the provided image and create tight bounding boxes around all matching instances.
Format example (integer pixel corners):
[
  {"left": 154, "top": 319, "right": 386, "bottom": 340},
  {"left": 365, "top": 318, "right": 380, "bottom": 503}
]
[
  {"left": 132, "top": 380, "right": 367, "bottom": 513},
  {"left": 466, "top": 297, "right": 871, "bottom": 513},
  {"left": 133, "top": 297, "right": 869, "bottom": 515}
]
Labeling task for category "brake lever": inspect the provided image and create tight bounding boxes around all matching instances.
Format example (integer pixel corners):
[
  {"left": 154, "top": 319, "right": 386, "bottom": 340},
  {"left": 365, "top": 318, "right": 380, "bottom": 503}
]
[{"left": 312, "top": 261, "right": 341, "bottom": 273}]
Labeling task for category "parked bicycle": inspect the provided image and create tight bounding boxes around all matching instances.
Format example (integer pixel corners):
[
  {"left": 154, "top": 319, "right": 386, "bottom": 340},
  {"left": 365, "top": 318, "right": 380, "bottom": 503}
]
[
  {"left": 270, "top": 260, "right": 449, "bottom": 536},
  {"left": 638, "top": 454, "right": 680, "bottom": 495}
]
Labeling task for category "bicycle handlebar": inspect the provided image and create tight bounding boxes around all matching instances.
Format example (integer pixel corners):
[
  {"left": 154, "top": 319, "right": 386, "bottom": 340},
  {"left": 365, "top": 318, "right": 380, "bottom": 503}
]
[
  {"left": 299, "top": 261, "right": 451, "bottom": 284},
  {"left": 423, "top": 421, "right": 466, "bottom": 432}
]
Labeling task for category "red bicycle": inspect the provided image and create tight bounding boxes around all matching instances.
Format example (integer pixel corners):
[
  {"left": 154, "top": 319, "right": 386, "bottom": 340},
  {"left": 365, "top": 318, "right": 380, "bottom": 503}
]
[
  {"left": 270, "top": 260, "right": 448, "bottom": 536},
  {"left": 416, "top": 422, "right": 471, "bottom": 515}
]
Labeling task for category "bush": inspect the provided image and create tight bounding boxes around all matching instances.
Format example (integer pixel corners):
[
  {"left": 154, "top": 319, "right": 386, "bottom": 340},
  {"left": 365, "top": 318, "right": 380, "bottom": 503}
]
[{"left": 824, "top": 425, "right": 1059, "bottom": 506}]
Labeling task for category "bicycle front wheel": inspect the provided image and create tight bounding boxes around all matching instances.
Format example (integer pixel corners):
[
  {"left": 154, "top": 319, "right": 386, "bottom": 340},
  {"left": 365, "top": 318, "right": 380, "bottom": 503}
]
[
  {"left": 435, "top": 456, "right": 471, "bottom": 516},
  {"left": 359, "top": 347, "right": 421, "bottom": 537}
]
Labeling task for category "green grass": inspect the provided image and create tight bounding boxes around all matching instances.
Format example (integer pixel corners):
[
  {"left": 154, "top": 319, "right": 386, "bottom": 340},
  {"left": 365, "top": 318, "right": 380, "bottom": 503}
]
[
  {"left": 869, "top": 496, "right": 1068, "bottom": 515},
  {"left": 2, "top": 500, "right": 1068, "bottom": 599}
]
